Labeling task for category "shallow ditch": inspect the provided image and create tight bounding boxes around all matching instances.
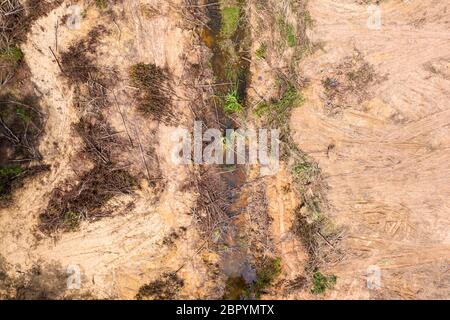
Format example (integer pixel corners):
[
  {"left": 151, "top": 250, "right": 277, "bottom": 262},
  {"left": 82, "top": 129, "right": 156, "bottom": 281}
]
[{"left": 200, "top": 0, "right": 260, "bottom": 299}]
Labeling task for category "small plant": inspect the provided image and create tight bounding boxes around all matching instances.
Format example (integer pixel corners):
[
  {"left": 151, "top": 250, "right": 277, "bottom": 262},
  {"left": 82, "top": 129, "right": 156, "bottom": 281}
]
[
  {"left": 15, "top": 107, "right": 31, "bottom": 123},
  {"left": 277, "top": 85, "right": 304, "bottom": 111},
  {"left": 252, "top": 257, "right": 282, "bottom": 299},
  {"left": 0, "top": 46, "right": 24, "bottom": 64},
  {"left": 292, "top": 162, "right": 312, "bottom": 177},
  {"left": 278, "top": 18, "right": 296, "bottom": 47},
  {"left": 63, "top": 210, "right": 81, "bottom": 231},
  {"left": 255, "top": 43, "right": 267, "bottom": 59},
  {"left": 311, "top": 271, "right": 336, "bottom": 294},
  {"left": 303, "top": 10, "right": 314, "bottom": 28},
  {"left": 0, "top": 165, "right": 23, "bottom": 196},
  {"left": 254, "top": 101, "right": 270, "bottom": 117},
  {"left": 286, "top": 24, "right": 296, "bottom": 47},
  {"left": 0, "top": 166, "right": 23, "bottom": 178},
  {"left": 220, "top": 6, "right": 241, "bottom": 38},
  {"left": 256, "top": 84, "right": 304, "bottom": 124},
  {"left": 224, "top": 89, "right": 243, "bottom": 114},
  {"left": 95, "top": 0, "right": 108, "bottom": 10},
  {"left": 0, "top": 165, "right": 25, "bottom": 200}
]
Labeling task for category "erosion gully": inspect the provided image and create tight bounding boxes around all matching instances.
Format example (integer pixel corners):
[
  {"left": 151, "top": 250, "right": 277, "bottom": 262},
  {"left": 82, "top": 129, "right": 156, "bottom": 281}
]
[{"left": 200, "top": 0, "right": 257, "bottom": 298}]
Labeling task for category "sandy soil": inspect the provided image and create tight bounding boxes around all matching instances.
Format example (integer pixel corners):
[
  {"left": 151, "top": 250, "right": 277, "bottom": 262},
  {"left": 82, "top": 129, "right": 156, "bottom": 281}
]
[
  {"left": 0, "top": 0, "right": 448, "bottom": 300},
  {"left": 0, "top": 0, "right": 217, "bottom": 299},
  {"left": 291, "top": 0, "right": 450, "bottom": 299}
]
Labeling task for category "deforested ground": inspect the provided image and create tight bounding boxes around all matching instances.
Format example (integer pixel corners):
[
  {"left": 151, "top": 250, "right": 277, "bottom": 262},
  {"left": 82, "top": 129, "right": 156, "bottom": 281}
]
[{"left": 0, "top": 0, "right": 449, "bottom": 300}]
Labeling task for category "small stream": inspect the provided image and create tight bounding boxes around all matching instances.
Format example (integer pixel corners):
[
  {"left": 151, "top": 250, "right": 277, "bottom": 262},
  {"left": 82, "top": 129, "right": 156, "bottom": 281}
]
[{"left": 201, "top": 0, "right": 257, "bottom": 298}]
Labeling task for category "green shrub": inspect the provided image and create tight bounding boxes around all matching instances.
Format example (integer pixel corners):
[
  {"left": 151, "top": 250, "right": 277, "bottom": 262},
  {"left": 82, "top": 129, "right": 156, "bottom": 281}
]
[
  {"left": 224, "top": 89, "right": 243, "bottom": 114},
  {"left": 311, "top": 271, "right": 336, "bottom": 294},
  {"left": 0, "top": 46, "right": 24, "bottom": 64},
  {"left": 255, "top": 43, "right": 267, "bottom": 59}
]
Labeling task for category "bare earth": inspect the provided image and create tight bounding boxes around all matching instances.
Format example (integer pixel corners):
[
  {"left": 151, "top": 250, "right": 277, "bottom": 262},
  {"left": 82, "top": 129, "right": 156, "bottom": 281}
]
[
  {"left": 291, "top": 0, "right": 450, "bottom": 299},
  {"left": 0, "top": 0, "right": 448, "bottom": 300}
]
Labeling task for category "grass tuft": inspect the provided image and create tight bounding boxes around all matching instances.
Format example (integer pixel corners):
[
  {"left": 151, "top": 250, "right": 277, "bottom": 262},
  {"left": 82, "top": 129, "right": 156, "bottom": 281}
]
[
  {"left": 220, "top": 6, "right": 241, "bottom": 38},
  {"left": 224, "top": 88, "right": 243, "bottom": 114},
  {"left": 254, "top": 84, "right": 304, "bottom": 123},
  {"left": 278, "top": 18, "right": 296, "bottom": 47},
  {"left": 0, "top": 46, "right": 24, "bottom": 64},
  {"left": 255, "top": 43, "right": 267, "bottom": 59},
  {"left": 311, "top": 271, "right": 337, "bottom": 295}
]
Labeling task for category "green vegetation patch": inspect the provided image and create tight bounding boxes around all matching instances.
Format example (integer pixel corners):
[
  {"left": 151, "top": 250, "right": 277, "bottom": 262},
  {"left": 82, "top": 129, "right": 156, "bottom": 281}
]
[
  {"left": 224, "top": 88, "right": 243, "bottom": 114},
  {"left": 278, "top": 18, "right": 296, "bottom": 47},
  {"left": 311, "top": 271, "right": 337, "bottom": 295},
  {"left": 254, "top": 85, "right": 304, "bottom": 121},
  {"left": 95, "top": 0, "right": 108, "bottom": 10},
  {"left": 220, "top": 6, "right": 241, "bottom": 38},
  {"left": 63, "top": 210, "right": 82, "bottom": 231},
  {"left": 0, "top": 46, "right": 24, "bottom": 64},
  {"left": 255, "top": 43, "right": 267, "bottom": 59}
]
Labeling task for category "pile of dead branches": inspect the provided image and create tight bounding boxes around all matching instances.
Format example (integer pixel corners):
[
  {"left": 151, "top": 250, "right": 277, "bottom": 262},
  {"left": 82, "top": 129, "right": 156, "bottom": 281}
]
[
  {"left": 39, "top": 164, "right": 136, "bottom": 234},
  {"left": 294, "top": 206, "right": 346, "bottom": 272},
  {"left": 74, "top": 115, "right": 123, "bottom": 165},
  {"left": 40, "top": 21, "right": 166, "bottom": 234},
  {"left": 0, "top": 95, "right": 46, "bottom": 162},
  {"left": 60, "top": 26, "right": 109, "bottom": 84},
  {"left": 136, "top": 272, "right": 184, "bottom": 300},
  {"left": 191, "top": 167, "right": 232, "bottom": 237},
  {"left": 178, "top": 0, "right": 209, "bottom": 30},
  {"left": 129, "top": 63, "right": 175, "bottom": 124},
  {"left": 0, "top": 95, "right": 49, "bottom": 202}
]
